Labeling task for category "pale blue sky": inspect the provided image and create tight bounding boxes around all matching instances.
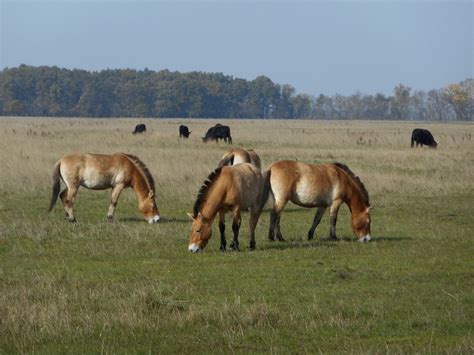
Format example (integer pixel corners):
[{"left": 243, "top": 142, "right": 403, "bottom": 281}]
[{"left": 1, "top": 0, "right": 472, "bottom": 95}]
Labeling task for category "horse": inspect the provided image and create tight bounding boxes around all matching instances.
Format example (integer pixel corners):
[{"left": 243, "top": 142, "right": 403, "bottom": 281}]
[
  {"left": 48, "top": 153, "right": 160, "bottom": 224},
  {"left": 217, "top": 148, "right": 262, "bottom": 170},
  {"left": 262, "top": 161, "right": 372, "bottom": 242},
  {"left": 188, "top": 163, "right": 265, "bottom": 252}
]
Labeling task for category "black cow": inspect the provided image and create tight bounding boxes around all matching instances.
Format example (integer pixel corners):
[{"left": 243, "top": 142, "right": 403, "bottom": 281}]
[
  {"left": 133, "top": 124, "right": 147, "bottom": 134},
  {"left": 179, "top": 125, "right": 192, "bottom": 139},
  {"left": 411, "top": 128, "right": 437, "bottom": 148},
  {"left": 202, "top": 124, "right": 232, "bottom": 144}
]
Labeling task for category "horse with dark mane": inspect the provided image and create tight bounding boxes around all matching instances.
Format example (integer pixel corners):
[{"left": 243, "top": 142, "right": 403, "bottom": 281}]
[
  {"left": 48, "top": 153, "right": 160, "bottom": 223},
  {"left": 262, "top": 161, "right": 372, "bottom": 242},
  {"left": 218, "top": 148, "right": 261, "bottom": 170},
  {"left": 188, "top": 163, "right": 264, "bottom": 252}
]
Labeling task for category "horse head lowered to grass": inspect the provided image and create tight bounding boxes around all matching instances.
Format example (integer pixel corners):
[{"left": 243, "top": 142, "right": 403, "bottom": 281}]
[
  {"left": 188, "top": 163, "right": 265, "bottom": 252},
  {"left": 48, "top": 153, "right": 160, "bottom": 223},
  {"left": 262, "top": 161, "right": 372, "bottom": 242}
]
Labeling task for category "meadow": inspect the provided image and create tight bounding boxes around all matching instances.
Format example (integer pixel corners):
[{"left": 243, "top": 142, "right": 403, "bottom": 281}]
[{"left": 0, "top": 117, "right": 473, "bottom": 353}]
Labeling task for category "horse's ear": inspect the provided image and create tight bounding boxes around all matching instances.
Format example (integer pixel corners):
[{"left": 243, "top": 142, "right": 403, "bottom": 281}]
[
  {"left": 148, "top": 190, "right": 154, "bottom": 198},
  {"left": 187, "top": 213, "right": 195, "bottom": 221},
  {"left": 367, "top": 206, "right": 373, "bottom": 212}
]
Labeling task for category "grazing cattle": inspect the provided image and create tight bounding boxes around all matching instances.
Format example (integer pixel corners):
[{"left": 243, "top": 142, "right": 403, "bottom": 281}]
[
  {"left": 133, "top": 124, "right": 147, "bottom": 134},
  {"left": 188, "top": 163, "right": 265, "bottom": 252},
  {"left": 411, "top": 128, "right": 437, "bottom": 148},
  {"left": 48, "top": 153, "right": 160, "bottom": 224},
  {"left": 202, "top": 124, "right": 232, "bottom": 144},
  {"left": 179, "top": 125, "right": 192, "bottom": 139},
  {"left": 262, "top": 161, "right": 372, "bottom": 243},
  {"left": 218, "top": 148, "right": 261, "bottom": 170}
]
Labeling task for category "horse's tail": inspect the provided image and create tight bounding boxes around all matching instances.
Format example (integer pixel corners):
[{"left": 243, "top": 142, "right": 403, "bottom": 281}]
[
  {"left": 259, "top": 168, "right": 273, "bottom": 212},
  {"left": 411, "top": 132, "right": 415, "bottom": 147},
  {"left": 48, "top": 161, "right": 61, "bottom": 212}
]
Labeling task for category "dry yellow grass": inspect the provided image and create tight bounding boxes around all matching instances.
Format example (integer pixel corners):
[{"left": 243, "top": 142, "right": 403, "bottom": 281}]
[{"left": 0, "top": 117, "right": 472, "bottom": 199}]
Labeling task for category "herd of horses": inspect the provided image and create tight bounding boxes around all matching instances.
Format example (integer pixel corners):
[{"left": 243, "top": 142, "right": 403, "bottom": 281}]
[{"left": 48, "top": 125, "right": 437, "bottom": 253}]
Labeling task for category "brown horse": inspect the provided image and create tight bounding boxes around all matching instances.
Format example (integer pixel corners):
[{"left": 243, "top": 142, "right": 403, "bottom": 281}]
[
  {"left": 263, "top": 161, "right": 372, "bottom": 242},
  {"left": 188, "top": 163, "right": 265, "bottom": 252},
  {"left": 218, "top": 148, "right": 262, "bottom": 170},
  {"left": 48, "top": 153, "right": 160, "bottom": 223}
]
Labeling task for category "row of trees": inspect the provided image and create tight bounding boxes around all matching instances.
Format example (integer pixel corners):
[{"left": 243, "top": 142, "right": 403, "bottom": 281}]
[{"left": 0, "top": 65, "right": 472, "bottom": 120}]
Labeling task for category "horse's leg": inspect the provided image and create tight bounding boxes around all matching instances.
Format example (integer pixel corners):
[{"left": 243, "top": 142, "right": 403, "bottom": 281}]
[
  {"left": 269, "top": 198, "right": 287, "bottom": 241},
  {"left": 329, "top": 199, "right": 343, "bottom": 239},
  {"left": 307, "top": 206, "right": 327, "bottom": 240},
  {"left": 218, "top": 210, "right": 226, "bottom": 251},
  {"left": 107, "top": 184, "right": 125, "bottom": 221},
  {"left": 64, "top": 184, "right": 79, "bottom": 223},
  {"left": 248, "top": 208, "right": 261, "bottom": 250},
  {"left": 59, "top": 188, "right": 69, "bottom": 218},
  {"left": 230, "top": 210, "right": 241, "bottom": 251},
  {"left": 268, "top": 199, "right": 285, "bottom": 241}
]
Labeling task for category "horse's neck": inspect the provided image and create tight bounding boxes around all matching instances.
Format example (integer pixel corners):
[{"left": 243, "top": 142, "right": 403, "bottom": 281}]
[
  {"left": 200, "top": 184, "right": 225, "bottom": 221},
  {"left": 131, "top": 171, "right": 151, "bottom": 201},
  {"left": 341, "top": 178, "right": 367, "bottom": 213}
]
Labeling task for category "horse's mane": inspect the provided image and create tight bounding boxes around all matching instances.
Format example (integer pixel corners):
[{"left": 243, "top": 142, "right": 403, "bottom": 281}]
[
  {"left": 123, "top": 154, "right": 156, "bottom": 194},
  {"left": 333, "top": 162, "right": 369, "bottom": 206},
  {"left": 193, "top": 167, "right": 223, "bottom": 217}
]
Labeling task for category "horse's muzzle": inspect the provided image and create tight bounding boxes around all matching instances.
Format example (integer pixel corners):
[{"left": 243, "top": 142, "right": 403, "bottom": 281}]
[
  {"left": 358, "top": 235, "right": 371, "bottom": 242},
  {"left": 188, "top": 244, "right": 201, "bottom": 253},
  {"left": 148, "top": 215, "right": 160, "bottom": 224}
]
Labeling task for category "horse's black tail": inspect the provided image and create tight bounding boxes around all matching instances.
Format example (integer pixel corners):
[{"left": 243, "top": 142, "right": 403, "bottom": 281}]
[
  {"left": 258, "top": 168, "right": 273, "bottom": 213},
  {"left": 48, "top": 161, "right": 61, "bottom": 212},
  {"left": 411, "top": 133, "right": 415, "bottom": 148},
  {"left": 218, "top": 153, "right": 235, "bottom": 168}
]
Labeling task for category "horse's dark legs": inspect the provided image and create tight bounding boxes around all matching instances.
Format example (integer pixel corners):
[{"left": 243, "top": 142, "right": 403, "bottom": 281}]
[
  {"left": 308, "top": 207, "right": 327, "bottom": 240},
  {"left": 268, "top": 200, "right": 286, "bottom": 241},
  {"left": 107, "top": 184, "right": 125, "bottom": 221},
  {"left": 218, "top": 211, "right": 226, "bottom": 251},
  {"left": 248, "top": 208, "right": 261, "bottom": 250},
  {"left": 329, "top": 200, "right": 342, "bottom": 239},
  {"left": 230, "top": 211, "right": 241, "bottom": 251}
]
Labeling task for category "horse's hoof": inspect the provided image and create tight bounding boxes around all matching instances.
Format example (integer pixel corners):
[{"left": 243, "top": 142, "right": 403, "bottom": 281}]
[
  {"left": 219, "top": 245, "right": 226, "bottom": 252},
  {"left": 249, "top": 245, "right": 256, "bottom": 251},
  {"left": 107, "top": 216, "right": 114, "bottom": 222}
]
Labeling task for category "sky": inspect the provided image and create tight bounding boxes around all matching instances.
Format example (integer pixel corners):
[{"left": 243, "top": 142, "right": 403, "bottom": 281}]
[{"left": 1, "top": 0, "right": 472, "bottom": 96}]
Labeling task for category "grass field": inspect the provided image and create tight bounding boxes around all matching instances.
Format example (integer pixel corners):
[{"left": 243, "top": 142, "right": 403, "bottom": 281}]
[{"left": 0, "top": 117, "right": 473, "bottom": 353}]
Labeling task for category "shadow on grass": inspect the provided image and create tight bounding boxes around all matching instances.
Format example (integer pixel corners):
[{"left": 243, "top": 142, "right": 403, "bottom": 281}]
[
  {"left": 257, "top": 235, "right": 412, "bottom": 251},
  {"left": 258, "top": 239, "right": 336, "bottom": 251}
]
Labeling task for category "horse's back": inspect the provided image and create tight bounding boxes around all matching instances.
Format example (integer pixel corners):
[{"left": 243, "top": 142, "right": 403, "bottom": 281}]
[
  {"left": 268, "top": 161, "right": 338, "bottom": 207},
  {"left": 224, "top": 163, "right": 264, "bottom": 209},
  {"left": 222, "top": 148, "right": 262, "bottom": 170},
  {"left": 58, "top": 153, "right": 131, "bottom": 190}
]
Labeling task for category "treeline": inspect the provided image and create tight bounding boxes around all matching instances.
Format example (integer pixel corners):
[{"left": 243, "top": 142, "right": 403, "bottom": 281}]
[{"left": 0, "top": 65, "right": 472, "bottom": 120}]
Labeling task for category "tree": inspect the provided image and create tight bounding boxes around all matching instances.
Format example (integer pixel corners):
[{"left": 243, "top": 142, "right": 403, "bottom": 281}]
[
  {"left": 444, "top": 83, "right": 472, "bottom": 121},
  {"left": 391, "top": 84, "right": 411, "bottom": 120}
]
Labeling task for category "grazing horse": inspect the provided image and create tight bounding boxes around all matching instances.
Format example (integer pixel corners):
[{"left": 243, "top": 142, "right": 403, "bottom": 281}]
[
  {"left": 263, "top": 161, "right": 372, "bottom": 242},
  {"left": 188, "top": 163, "right": 265, "bottom": 252},
  {"left": 218, "top": 148, "right": 262, "bottom": 170},
  {"left": 48, "top": 153, "right": 160, "bottom": 223}
]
